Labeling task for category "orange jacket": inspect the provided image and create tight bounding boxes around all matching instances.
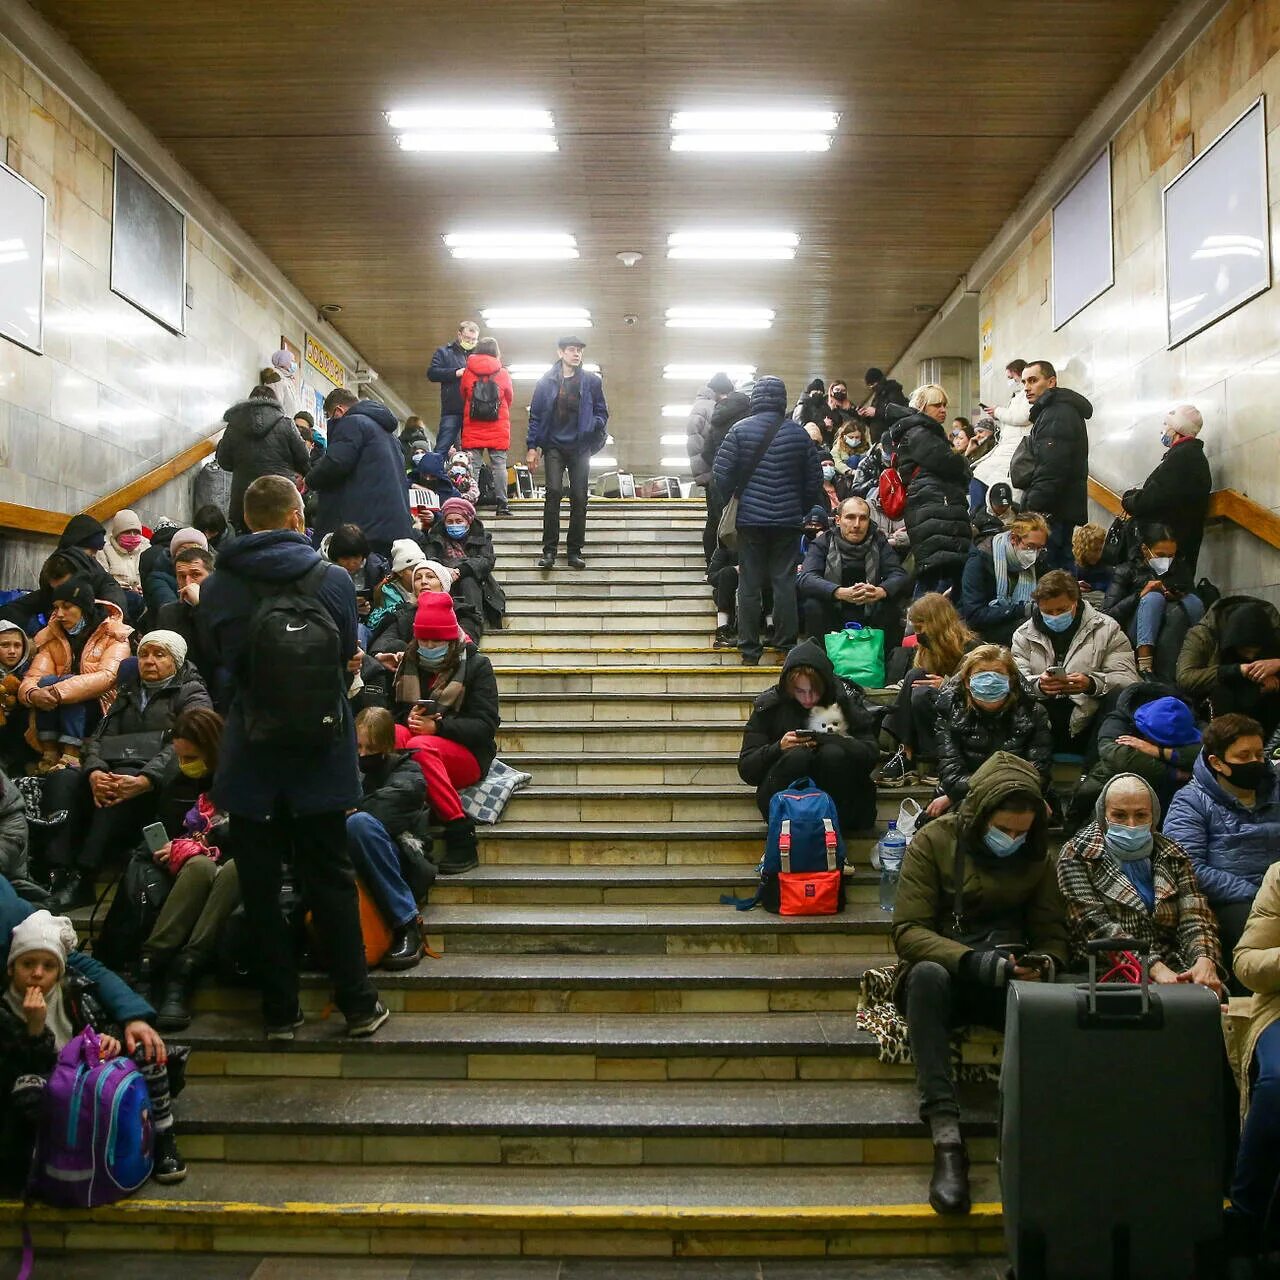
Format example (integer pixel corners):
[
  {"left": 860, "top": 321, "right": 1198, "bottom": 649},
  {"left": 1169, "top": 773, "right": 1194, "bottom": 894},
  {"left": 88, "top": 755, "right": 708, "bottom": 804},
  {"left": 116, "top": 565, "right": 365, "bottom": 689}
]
[{"left": 20, "top": 601, "right": 133, "bottom": 744}]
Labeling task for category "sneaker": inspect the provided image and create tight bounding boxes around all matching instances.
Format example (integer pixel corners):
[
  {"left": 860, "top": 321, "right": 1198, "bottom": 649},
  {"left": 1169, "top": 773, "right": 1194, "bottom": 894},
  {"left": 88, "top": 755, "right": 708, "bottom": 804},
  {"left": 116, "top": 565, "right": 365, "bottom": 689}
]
[
  {"left": 347, "top": 1001, "right": 390, "bottom": 1039},
  {"left": 878, "top": 747, "right": 915, "bottom": 787},
  {"left": 152, "top": 1129, "right": 188, "bottom": 1185},
  {"left": 713, "top": 625, "right": 738, "bottom": 650},
  {"left": 265, "top": 1008, "right": 305, "bottom": 1041}
]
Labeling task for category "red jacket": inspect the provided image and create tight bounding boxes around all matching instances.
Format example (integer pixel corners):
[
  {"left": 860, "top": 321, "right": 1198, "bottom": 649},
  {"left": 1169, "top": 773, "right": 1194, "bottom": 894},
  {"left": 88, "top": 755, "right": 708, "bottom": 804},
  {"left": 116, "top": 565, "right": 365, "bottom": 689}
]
[{"left": 460, "top": 354, "right": 514, "bottom": 451}]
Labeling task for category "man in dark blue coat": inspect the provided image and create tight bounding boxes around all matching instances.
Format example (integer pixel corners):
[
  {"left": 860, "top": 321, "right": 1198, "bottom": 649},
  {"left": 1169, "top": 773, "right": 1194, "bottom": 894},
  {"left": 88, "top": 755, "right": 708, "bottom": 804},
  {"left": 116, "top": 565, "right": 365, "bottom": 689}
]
[
  {"left": 198, "top": 475, "right": 385, "bottom": 1040},
  {"left": 306, "top": 389, "right": 412, "bottom": 560},
  {"left": 713, "top": 376, "right": 821, "bottom": 665},
  {"left": 426, "top": 320, "right": 479, "bottom": 457},
  {"left": 526, "top": 337, "right": 610, "bottom": 570}
]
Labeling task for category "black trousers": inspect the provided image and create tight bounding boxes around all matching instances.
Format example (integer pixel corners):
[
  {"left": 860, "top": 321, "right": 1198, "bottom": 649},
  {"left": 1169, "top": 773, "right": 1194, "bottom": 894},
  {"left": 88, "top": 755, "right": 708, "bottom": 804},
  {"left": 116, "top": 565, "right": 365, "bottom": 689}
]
[
  {"left": 1216, "top": 900, "right": 1256, "bottom": 997},
  {"left": 230, "top": 807, "right": 378, "bottom": 1025},
  {"left": 737, "top": 528, "right": 800, "bottom": 660},
  {"left": 710, "top": 564, "right": 738, "bottom": 617},
  {"left": 702, "top": 481, "right": 725, "bottom": 567},
  {"left": 800, "top": 594, "right": 904, "bottom": 649},
  {"left": 886, "top": 668, "right": 942, "bottom": 758},
  {"left": 755, "top": 741, "right": 877, "bottom": 834},
  {"left": 42, "top": 772, "right": 155, "bottom": 873},
  {"left": 541, "top": 445, "right": 590, "bottom": 557}
]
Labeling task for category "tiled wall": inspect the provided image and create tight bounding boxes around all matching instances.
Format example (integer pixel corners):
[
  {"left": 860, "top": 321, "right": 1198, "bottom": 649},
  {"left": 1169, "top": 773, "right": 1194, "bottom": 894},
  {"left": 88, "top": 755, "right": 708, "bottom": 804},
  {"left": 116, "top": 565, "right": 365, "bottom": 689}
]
[
  {"left": 977, "top": 0, "right": 1280, "bottom": 603},
  {"left": 0, "top": 38, "right": 382, "bottom": 586}
]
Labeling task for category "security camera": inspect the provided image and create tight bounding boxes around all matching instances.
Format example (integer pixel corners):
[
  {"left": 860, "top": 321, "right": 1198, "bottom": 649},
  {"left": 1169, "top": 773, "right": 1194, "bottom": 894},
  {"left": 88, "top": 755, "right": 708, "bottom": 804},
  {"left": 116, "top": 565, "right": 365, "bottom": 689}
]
[{"left": 623, "top": 314, "right": 638, "bottom": 327}]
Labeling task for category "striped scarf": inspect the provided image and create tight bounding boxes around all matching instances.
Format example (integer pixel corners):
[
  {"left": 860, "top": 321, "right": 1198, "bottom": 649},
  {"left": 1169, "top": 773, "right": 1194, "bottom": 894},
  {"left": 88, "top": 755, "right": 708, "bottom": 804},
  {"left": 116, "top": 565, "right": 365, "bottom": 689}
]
[{"left": 992, "top": 530, "right": 1036, "bottom": 606}]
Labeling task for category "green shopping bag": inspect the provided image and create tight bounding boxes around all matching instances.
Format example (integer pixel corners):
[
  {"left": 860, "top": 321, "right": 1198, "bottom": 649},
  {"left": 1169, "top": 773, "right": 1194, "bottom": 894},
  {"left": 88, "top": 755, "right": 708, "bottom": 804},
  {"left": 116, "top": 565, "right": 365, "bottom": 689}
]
[{"left": 824, "top": 625, "right": 886, "bottom": 688}]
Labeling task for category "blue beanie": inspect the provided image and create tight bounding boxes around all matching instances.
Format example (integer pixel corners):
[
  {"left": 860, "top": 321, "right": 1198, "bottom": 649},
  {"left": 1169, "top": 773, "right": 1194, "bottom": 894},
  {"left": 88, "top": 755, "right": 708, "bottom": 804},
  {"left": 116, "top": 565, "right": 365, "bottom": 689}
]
[
  {"left": 1133, "top": 696, "right": 1201, "bottom": 748},
  {"left": 804, "top": 506, "right": 830, "bottom": 529}
]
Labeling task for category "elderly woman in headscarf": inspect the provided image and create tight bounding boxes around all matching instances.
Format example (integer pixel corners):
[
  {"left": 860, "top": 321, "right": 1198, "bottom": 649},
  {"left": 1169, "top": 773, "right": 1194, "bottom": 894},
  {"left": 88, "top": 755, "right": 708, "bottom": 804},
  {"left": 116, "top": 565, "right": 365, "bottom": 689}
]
[{"left": 1056, "top": 771, "right": 1225, "bottom": 998}]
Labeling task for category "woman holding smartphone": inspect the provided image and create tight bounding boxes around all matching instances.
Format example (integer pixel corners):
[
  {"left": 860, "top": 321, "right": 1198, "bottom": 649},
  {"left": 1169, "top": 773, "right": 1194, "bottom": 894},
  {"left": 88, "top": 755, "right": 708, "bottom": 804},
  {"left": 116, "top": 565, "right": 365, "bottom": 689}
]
[{"left": 391, "top": 593, "right": 500, "bottom": 874}]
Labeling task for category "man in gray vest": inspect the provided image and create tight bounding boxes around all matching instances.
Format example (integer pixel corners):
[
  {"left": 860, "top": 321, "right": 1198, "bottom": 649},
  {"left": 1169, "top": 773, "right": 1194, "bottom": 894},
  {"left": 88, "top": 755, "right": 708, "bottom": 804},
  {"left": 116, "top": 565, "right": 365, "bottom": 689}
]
[{"left": 797, "top": 496, "right": 909, "bottom": 644}]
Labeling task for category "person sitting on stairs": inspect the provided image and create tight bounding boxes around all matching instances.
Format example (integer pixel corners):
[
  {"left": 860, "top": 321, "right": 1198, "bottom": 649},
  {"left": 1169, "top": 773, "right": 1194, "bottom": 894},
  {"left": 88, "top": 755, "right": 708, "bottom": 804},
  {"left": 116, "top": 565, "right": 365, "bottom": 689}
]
[
  {"left": 738, "top": 638, "right": 880, "bottom": 835},
  {"left": 891, "top": 752, "right": 1068, "bottom": 1217},
  {"left": 351, "top": 708, "right": 430, "bottom": 969},
  {"left": 392, "top": 593, "right": 500, "bottom": 874}
]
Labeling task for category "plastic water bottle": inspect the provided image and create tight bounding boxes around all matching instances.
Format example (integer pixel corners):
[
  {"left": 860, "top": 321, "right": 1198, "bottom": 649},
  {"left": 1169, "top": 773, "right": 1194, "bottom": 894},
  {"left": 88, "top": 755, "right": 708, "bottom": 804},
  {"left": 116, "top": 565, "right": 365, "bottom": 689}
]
[{"left": 876, "top": 820, "right": 907, "bottom": 912}]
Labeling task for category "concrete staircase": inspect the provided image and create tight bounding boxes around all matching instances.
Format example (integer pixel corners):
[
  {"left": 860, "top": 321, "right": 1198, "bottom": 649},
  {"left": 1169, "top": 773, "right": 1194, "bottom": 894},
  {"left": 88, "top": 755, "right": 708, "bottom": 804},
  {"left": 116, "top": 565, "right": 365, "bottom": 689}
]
[{"left": 14, "top": 498, "right": 1006, "bottom": 1264}]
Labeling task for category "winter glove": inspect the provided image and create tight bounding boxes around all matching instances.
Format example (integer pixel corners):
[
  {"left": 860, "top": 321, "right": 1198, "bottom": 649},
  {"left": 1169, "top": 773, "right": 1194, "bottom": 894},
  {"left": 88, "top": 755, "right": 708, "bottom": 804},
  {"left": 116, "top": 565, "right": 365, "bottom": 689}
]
[{"left": 959, "top": 948, "right": 1014, "bottom": 988}]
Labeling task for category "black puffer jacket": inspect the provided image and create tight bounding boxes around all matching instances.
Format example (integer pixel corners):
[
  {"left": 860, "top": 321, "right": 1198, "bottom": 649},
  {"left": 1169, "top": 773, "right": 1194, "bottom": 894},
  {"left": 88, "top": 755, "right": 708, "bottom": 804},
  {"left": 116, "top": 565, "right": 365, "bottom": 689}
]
[
  {"left": 889, "top": 412, "right": 972, "bottom": 575},
  {"left": 1121, "top": 438, "right": 1211, "bottom": 572},
  {"left": 1102, "top": 550, "right": 1196, "bottom": 629},
  {"left": 1022, "top": 387, "right": 1092, "bottom": 524},
  {"left": 700, "top": 391, "right": 752, "bottom": 482},
  {"left": 392, "top": 642, "right": 501, "bottom": 774},
  {"left": 356, "top": 751, "right": 427, "bottom": 837},
  {"left": 215, "top": 397, "right": 311, "bottom": 531},
  {"left": 81, "top": 662, "right": 213, "bottom": 787},
  {"left": 934, "top": 681, "right": 1052, "bottom": 803},
  {"left": 738, "top": 639, "right": 880, "bottom": 786},
  {"left": 419, "top": 522, "right": 507, "bottom": 626}
]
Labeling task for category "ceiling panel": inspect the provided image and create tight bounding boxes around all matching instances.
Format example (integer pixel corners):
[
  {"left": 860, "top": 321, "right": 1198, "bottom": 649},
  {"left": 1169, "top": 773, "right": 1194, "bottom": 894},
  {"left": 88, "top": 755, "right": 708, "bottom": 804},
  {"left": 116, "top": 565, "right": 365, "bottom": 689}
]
[{"left": 30, "top": 0, "right": 1182, "bottom": 471}]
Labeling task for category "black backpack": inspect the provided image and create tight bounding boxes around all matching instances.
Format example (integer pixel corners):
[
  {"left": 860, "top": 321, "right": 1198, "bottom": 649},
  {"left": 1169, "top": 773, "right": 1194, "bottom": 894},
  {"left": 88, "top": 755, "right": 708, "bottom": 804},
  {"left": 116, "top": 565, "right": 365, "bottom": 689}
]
[
  {"left": 469, "top": 373, "right": 501, "bottom": 422},
  {"left": 241, "top": 562, "right": 345, "bottom": 746},
  {"left": 93, "top": 853, "right": 172, "bottom": 971}
]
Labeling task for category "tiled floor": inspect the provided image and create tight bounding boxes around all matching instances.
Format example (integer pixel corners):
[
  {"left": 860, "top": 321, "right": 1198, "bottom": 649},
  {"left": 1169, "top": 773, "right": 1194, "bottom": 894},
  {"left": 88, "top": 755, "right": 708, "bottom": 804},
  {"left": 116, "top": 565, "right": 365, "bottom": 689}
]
[{"left": 4, "top": 1255, "right": 1008, "bottom": 1280}]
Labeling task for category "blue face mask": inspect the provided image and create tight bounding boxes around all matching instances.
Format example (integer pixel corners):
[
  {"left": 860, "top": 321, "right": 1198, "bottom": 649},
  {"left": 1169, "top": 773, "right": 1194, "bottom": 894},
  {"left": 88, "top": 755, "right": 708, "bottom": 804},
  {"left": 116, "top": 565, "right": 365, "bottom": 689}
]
[
  {"left": 444, "top": 522, "right": 468, "bottom": 539},
  {"left": 1039, "top": 608, "right": 1074, "bottom": 633},
  {"left": 969, "top": 671, "right": 1010, "bottom": 703},
  {"left": 417, "top": 642, "right": 450, "bottom": 665},
  {"left": 1160, "top": 432, "right": 1174, "bottom": 448},
  {"left": 64, "top": 617, "right": 86, "bottom": 636},
  {"left": 1104, "top": 823, "right": 1153, "bottom": 861},
  {"left": 983, "top": 826, "right": 1027, "bottom": 858}
]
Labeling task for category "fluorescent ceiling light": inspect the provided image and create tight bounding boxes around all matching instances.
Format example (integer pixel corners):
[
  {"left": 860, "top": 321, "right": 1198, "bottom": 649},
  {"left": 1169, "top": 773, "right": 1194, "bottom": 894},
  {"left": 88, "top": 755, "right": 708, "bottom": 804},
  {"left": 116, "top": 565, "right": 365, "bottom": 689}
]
[
  {"left": 507, "top": 362, "right": 600, "bottom": 378},
  {"left": 661, "top": 405, "right": 691, "bottom": 418},
  {"left": 665, "top": 306, "right": 774, "bottom": 329},
  {"left": 589, "top": 456, "right": 618, "bottom": 468},
  {"left": 663, "top": 363, "right": 756, "bottom": 381},
  {"left": 660, "top": 456, "right": 691, "bottom": 468},
  {"left": 398, "top": 133, "right": 557, "bottom": 153},
  {"left": 444, "top": 232, "right": 578, "bottom": 260},
  {"left": 671, "top": 110, "right": 839, "bottom": 133},
  {"left": 671, "top": 133, "right": 831, "bottom": 153},
  {"left": 666, "top": 230, "right": 799, "bottom": 260},
  {"left": 659, "top": 433, "right": 687, "bottom": 445},
  {"left": 386, "top": 108, "right": 555, "bottom": 131},
  {"left": 481, "top": 306, "right": 591, "bottom": 330}
]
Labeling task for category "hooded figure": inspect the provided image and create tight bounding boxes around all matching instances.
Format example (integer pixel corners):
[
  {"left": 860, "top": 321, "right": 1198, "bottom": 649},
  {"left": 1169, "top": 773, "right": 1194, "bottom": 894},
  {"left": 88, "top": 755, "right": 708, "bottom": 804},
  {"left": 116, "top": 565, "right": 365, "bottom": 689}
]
[
  {"left": 215, "top": 393, "right": 311, "bottom": 533},
  {"left": 1057, "top": 772, "right": 1223, "bottom": 981},
  {"left": 96, "top": 510, "right": 150, "bottom": 594},
  {"left": 1177, "top": 596, "right": 1280, "bottom": 732},
  {"left": 47, "top": 515, "right": 127, "bottom": 616},
  {"left": 737, "top": 638, "right": 881, "bottom": 833}
]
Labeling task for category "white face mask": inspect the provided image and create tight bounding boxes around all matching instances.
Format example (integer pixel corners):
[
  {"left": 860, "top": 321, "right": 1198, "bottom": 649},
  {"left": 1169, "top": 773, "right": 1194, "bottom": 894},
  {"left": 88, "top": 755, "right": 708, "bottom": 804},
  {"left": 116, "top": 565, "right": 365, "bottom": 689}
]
[
  {"left": 1147, "top": 555, "right": 1173, "bottom": 575},
  {"left": 1010, "top": 543, "right": 1039, "bottom": 569},
  {"left": 1009, "top": 377, "right": 1022, "bottom": 393}
]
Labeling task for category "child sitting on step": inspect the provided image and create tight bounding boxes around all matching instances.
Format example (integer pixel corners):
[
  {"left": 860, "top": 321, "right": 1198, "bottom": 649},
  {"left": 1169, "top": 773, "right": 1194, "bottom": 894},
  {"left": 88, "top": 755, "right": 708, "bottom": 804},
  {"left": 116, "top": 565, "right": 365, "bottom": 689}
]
[{"left": 0, "top": 909, "right": 188, "bottom": 1191}]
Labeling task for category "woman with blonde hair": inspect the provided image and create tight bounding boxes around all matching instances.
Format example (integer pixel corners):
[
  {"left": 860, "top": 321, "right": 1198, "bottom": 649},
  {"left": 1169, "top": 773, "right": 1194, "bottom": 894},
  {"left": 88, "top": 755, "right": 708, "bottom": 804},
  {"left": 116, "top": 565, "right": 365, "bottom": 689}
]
[
  {"left": 885, "top": 384, "right": 973, "bottom": 598},
  {"left": 929, "top": 644, "right": 1052, "bottom": 817},
  {"left": 880, "top": 593, "right": 978, "bottom": 787},
  {"left": 1071, "top": 521, "right": 1113, "bottom": 599}
]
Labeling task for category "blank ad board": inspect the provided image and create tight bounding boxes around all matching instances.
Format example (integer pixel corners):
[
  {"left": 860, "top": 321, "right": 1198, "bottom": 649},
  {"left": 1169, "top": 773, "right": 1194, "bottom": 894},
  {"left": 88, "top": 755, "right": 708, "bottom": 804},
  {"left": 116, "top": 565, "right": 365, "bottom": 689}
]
[
  {"left": 0, "top": 160, "right": 46, "bottom": 354},
  {"left": 111, "top": 152, "right": 186, "bottom": 335},
  {"left": 1164, "top": 97, "right": 1270, "bottom": 347},
  {"left": 1052, "top": 147, "right": 1113, "bottom": 330}
]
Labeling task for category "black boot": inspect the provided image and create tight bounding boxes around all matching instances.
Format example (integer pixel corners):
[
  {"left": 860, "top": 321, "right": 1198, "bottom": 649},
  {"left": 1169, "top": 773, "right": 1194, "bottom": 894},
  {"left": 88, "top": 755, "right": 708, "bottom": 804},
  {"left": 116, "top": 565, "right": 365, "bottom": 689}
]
[
  {"left": 439, "top": 816, "right": 479, "bottom": 874},
  {"left": 134, "top": 953, "right": 161, "bottom": 1001},
  {"left": 151, "top": 1129, "right": 187, "bottom": 1184},
  {"left": 928, "top": 1142, "right": 971, "bottom": 1215},
  {"left": 383, "top": 917, "right": 424, "bottom": 971},
  {"left": 52, "top": 872, "right": 94, "bottom": 912},
  {"left": 155, "top": 954, "right": 199, "bottom": 1032}
]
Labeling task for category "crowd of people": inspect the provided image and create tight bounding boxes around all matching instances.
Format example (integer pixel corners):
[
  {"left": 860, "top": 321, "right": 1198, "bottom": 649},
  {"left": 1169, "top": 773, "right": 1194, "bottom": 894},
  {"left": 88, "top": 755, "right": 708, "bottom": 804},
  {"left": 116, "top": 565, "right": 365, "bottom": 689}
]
[{"left": 710, "top": 358, "right": 1280, "bottom": 1247}]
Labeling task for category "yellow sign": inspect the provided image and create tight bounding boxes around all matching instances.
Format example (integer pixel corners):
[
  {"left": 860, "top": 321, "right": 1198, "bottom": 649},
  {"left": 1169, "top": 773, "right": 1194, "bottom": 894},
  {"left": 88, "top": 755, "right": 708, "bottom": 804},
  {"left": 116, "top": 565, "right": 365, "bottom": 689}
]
[
  {"left": 305, "top": 333, "right": 347, "bottom": 388},
  {"left": 979, "top": 316, "right": 994, "bottom": 380}
]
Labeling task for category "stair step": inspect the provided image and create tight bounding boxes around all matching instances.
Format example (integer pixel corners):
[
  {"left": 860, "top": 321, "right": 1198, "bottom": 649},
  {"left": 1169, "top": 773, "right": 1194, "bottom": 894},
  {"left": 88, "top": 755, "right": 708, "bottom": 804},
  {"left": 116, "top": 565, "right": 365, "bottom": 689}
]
[
  {"left": 502, "top": 553, "right": 710, "bottom": 570},
  {"left": 474, "top": 816, "right": 777, "bottom": 864},
  {"left": 495, "top": 528, "right": 705, "bottom": 545},
  {"left": 500, "top": 751, "right": 746, "bottom": 784},
  {"left": 505, "top": 598, "right": 718, "bottom": 618},
  {"left": 498, "top": 720, "right": 745, "bottom": 753},
  {"left": 174, "top": 1078, "right": 998, "bottom": 1166},
  {"left": 493, "top": 667, "right": 781, "bottom": 693},
  {"left": 505, "top": 582, "right": 715, "bottom": 600},
  {"left": 503, "top": 692, "right": 750, "bottom": 723},
  {"left": 486, "top": 645, "right": 768, "bottom": 666},
  {"left": 421, "top": 903, "right": 891, "bottom": 955},
  {"left": 503, "top": 613, "right": 714, "bottom": 633},
  {"left": 503, "top": 567, "right": 710, "bottom": 585}
]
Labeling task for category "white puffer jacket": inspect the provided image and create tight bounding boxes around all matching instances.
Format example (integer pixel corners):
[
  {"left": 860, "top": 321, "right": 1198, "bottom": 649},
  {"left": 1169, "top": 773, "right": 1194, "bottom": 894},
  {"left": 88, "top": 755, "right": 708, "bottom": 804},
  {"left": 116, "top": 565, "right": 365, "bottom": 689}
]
[{"left": 973, "top": 390, "right": 1032, "bottom": 490}]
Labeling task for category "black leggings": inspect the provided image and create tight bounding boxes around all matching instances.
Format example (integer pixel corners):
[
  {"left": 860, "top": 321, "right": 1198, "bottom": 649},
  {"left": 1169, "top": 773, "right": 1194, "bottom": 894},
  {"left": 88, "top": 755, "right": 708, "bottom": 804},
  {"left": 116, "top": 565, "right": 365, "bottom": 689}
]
[{"left": 886, "top": 668, "right": 942, "bottom": 758}]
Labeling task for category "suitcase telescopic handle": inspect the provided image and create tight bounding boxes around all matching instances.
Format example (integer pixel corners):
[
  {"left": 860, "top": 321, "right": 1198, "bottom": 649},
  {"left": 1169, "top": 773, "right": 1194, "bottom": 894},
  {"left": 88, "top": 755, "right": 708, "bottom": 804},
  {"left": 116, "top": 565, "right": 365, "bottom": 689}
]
[
  {"left": 1085, "top": 936, "right": 1150, "bottom": 1018},
  {"left": 1085, "top": 937, "right": 1140, "bottom": 954}
]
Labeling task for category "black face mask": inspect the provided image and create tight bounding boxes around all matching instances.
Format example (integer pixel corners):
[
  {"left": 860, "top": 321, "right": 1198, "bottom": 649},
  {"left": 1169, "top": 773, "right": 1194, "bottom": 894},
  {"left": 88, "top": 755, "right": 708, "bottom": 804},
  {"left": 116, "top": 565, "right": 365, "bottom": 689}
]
[
  {"left": 914, "top": 631, "right": 929, "bottom": 650},
  {"left": 358, "top": 754, "right": 385, "bottom": 775},
  {"left": 1219, "top": 759, "right": 1269, "bottom": 791}
]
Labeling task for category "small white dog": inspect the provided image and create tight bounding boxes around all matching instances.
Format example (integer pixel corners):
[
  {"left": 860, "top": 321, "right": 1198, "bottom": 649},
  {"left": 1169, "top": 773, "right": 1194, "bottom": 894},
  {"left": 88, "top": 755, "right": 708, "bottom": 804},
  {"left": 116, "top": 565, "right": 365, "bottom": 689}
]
[{"left": 805, "top": 703, "right": 850, "bottom": 736}]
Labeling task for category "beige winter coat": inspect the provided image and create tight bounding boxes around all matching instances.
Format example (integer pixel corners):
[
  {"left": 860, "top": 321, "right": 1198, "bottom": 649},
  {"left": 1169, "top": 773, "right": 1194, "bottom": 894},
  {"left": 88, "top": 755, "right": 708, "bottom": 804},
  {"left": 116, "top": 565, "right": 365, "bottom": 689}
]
[
  {"left": 1012, "top": 601, "right": 1140, "bottom": 737},
  {"left": 1234, "top": 861, "right": 1280, "bottom": 1122}
]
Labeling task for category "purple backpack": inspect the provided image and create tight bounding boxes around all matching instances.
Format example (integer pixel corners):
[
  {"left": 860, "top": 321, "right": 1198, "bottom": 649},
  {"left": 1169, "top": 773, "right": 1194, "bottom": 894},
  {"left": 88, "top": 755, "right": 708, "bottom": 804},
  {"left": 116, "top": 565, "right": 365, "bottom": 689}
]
[{"left": 29, "top": 1026, "right": 153, "bottom": 1207}]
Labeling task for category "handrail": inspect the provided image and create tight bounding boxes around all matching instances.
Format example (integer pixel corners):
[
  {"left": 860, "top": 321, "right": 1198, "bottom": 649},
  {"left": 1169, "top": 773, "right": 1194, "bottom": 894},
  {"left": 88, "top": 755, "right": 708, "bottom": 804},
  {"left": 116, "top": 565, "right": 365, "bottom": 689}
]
[
  {"left": 1088, "top": 476, "right": 1280, "bottom": 552},
  {"left": 0, "top": 435, "right": 218, "bottom": 540}
]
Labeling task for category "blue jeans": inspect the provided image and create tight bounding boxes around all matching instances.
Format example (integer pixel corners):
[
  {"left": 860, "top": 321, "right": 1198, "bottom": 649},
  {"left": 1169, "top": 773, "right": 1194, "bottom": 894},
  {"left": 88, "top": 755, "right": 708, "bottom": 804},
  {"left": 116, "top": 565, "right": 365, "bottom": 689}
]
[
  {"left": 1131, "top": 590, "right": 1204, "bottom": 648},
  {"left": 435, "top": 413, "right": 462, "bottom": 457},
  {"left": 1232, "top": 1020, "right": 1280, "bottom": 1221},
  {"left": 346, "top": 811, "right": 417, "bottom": 928},
  {"left": 33, "top": 675, "right": 89, "bottom": 746},
  {"left": 968, "top": 478, "right": 988, "bottom": 512}
]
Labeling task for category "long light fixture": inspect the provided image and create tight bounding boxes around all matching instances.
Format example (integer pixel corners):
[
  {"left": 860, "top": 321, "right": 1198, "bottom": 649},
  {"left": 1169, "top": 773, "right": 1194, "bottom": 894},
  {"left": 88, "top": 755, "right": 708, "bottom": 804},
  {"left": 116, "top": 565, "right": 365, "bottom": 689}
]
[
  {"left": 589, "top": 456, "right": 619, "bottom": 469},
  {"left": 659, "top": 433, "right": 687, "bottom": 445},
  {"left": 481, "top": 306, "right": 591, "bottom": 330},
  {"left": 444, "top": 232, "right": 578, "bottom": 260},
  {"left": 387, "top": 107, "right": 557, "bottom": 153},
  {"left": 663, "top": 363, "right": 755, "bottom": 381},
  {"left": 670, "top": 110, "right": 838, "bottom": 153},
  {"left": 665, "top": 306, "right": 774, "bottom": 329},
  {"left": 660, "top": 456, "right": 692, "bottom": 468},
  {"left": 666, "top": 230, "right": 799, "bottom": 261},
  {"left": 508, "top": 361, "right": 601, "bottom": 378},
  {"left": 661, "top": 405, "right": 691, "bottom": 418}
]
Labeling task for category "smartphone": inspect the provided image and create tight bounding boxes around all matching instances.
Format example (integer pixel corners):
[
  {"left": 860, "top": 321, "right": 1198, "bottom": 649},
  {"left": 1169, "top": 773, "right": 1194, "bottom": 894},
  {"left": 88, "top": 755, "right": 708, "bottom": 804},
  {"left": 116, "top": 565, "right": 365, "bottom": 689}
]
[
  {"left": 415, "top": 698, "right": 440, "bottom": 716},
  {"left": 1044, "top": 665, "right": 1068, "bottom": 679},
  {"left": 142, "top": 822, "right": 169, "bottom": 855},
  {"left": 794, "top": 729, "right": 818, "bottom": 742}
]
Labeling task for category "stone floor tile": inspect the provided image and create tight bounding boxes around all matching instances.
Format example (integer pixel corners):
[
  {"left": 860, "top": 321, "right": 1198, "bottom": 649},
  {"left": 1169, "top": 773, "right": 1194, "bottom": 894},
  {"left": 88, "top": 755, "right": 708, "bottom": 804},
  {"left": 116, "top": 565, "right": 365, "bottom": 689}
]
[{"left": 253, "top": 1259, "right": 409, "bottom": 1278}]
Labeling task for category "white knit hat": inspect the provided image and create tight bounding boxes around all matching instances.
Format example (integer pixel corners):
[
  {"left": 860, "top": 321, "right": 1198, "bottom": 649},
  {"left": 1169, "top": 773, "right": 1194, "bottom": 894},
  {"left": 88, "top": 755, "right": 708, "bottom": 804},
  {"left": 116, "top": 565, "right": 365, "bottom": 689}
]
[
  {"left": 1164, "top": 404, "right": 1203, "bottom": 436},
  {"left": 418, "top": 559, "right": 457, "bottom": 589},
  {"left": 8, "top": 911, "right": 77, "bottom": 974},
  {"left": 390, "top": 539, "right": 427, "bottom": 575},
  {"left": 139, "top": 629, "right": 189, "bottom": 669}
]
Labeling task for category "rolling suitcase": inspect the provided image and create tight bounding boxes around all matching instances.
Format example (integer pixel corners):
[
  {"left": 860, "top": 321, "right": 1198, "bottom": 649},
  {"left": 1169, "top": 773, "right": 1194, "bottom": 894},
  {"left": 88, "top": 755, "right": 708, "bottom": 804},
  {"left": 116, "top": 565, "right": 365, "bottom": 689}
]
[{"left": 1001, "top": 938, "right": 1225, "bottom": 1279}]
